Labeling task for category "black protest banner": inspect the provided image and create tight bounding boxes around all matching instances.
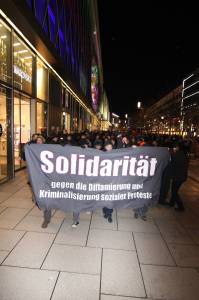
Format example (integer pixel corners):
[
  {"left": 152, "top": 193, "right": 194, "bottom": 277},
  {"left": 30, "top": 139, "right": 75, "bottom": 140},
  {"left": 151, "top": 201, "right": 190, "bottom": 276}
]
[{"left": 25, "top": 144, "right": 170, "bottom": 212}]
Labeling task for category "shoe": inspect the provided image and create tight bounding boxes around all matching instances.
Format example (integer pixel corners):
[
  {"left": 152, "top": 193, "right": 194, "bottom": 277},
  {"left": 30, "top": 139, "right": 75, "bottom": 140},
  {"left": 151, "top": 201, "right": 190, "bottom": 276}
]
[
  {"left": 72, "top": 221, "right": 79, "bottom": 227},
  {"left": 175, "top": 208, "right": 185, "bottom": 212},
  {"left": 142, "top": 215, "right": 147, "bottom": 221},
  {"left": 27, "top": 181, "right": 30, "bottom": 185},
  {"left": 166, "top": 202, "right": 174, "bottom": 207},
  {"left": 134, "top": 213, "right": 139, "bottom": 218},
  {"left": 42, "top": 220, "right": 50, "bottom": 228},
  {"left": 103, "top": 214, "right": 108, "bottom": 219},
  {"left": 108, "top": 217, "right": 113, "bottom": 223}
]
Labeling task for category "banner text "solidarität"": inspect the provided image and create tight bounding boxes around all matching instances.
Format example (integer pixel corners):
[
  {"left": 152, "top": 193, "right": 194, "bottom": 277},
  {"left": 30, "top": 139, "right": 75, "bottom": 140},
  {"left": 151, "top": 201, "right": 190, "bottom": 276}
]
[{"left": 40, "top": 151, "right": 158, "bottom": 178}]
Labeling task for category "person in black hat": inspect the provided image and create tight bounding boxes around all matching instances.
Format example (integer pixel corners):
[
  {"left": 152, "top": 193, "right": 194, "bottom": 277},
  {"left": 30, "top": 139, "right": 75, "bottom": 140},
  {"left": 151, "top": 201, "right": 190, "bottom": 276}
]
[{"left": 94, "top": 139, "right": 102, "bottom": 150}]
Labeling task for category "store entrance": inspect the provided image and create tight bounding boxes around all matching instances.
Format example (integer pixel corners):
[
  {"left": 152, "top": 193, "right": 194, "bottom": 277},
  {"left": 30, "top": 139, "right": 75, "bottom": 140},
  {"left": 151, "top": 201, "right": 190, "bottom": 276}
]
[
  {"left": 14, "top": 93, "right": 30, "bottom": 171},
  {"left": 0, "top": 85, "right": 12, "bottom": 182}
]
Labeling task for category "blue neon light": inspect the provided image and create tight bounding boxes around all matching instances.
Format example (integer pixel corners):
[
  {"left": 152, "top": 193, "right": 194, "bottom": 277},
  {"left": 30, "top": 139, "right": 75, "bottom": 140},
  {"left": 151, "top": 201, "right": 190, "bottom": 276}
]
[
  {"left": 48, "top": 5, "right": 55, "bottom": 24},
  {"left": 59, "top": 28, "right": 64, "bottom": 41},
  {"left": 67, "top": 45, "right": 70, "bottom": 54}
]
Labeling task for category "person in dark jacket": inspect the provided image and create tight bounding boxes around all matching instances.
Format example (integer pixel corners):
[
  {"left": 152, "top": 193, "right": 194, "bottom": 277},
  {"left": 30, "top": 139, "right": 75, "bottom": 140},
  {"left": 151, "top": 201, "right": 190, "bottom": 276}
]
[
  {"left": 167, "top": 142, "right": 189, "bottom": 211},
  {"left": 102, "top": 140, "right": 114, "bottom": 223},
  {"left": 78, "top": 138, "right": 89, "bottom": 148},
  {"left": 94, "top": 139, "right": 103, "bottom": 150},
  {"left": 65, "top": 134, "right": 76, "bottom": 146}
]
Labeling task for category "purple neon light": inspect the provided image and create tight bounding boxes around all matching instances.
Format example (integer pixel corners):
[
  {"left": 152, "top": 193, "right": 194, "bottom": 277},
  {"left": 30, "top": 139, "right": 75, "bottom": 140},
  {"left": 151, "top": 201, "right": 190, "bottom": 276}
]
[
  {"left": 59, "top": 28, "right": 64, "bottom": 41},
  {"left": 72, "top": 56, "right": 74, "bottom": 63},
  {"left": 48, "top": 5, "right": 55, "bottom": 24},
  {"left": 67, "top": 45, "right": 70, "bottom": 54}
]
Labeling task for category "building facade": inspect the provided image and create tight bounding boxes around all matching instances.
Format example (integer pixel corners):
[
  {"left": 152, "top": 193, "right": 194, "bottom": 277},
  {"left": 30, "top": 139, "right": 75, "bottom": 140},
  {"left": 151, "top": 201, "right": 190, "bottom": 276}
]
[
  {"left": 111, "top": 112, "right": 120, "bottom": 130},
  {"left": 0, "top": 0, "right": 104, "bottom": 183},
  {"left": 146, "top": 85, "right": 182, "bottom": 135},
  {"left": 182, "top": 69, "right": 199, "bottom": 137},
  {"left": 100, "top": 90, "right": 111, "bottom": 130}
]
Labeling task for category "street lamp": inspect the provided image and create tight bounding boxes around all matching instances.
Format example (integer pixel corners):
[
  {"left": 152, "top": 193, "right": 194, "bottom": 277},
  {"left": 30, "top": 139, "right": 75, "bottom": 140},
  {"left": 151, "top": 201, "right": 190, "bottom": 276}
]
[{"left": 137, "top": 102, "right": 142, "bottom": 135}]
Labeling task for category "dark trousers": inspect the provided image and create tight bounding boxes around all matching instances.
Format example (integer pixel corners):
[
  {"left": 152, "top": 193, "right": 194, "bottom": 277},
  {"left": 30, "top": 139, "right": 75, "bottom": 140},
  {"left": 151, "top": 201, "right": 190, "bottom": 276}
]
[
  {"left": 158, "top": 162, "right": 171, "bottom": 205},
  {"left": 44, "top": 210, "right": 51, "bottom": 221},
  {"left": 103, "top": 207, "right": 113, "bottom": 217},
  {"left": 169, "top": 180, "right": 184, "bottom": 210}
]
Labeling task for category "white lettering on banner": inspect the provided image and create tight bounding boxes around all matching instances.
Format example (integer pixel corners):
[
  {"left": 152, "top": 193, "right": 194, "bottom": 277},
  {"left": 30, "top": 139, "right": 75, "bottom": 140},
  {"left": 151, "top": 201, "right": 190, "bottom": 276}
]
[
  {"left": 40, "top": 151, "right": 54, "bottom": 173},
  {"left": 38, "top": 190, "right": 153, "bottom": 201},
  {"left": 40, "top": 151, "right": 158, "bottom": 178},
  {"left": 13, "top": 65, "right": 31, "bottom": 83}
]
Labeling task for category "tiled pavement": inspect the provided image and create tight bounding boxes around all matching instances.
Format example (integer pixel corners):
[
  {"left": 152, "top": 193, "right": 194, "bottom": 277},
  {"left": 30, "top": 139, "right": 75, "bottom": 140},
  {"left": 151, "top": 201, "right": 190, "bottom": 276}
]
[{"left": 0, "top": 170, "right": 199, "bottom": 299}]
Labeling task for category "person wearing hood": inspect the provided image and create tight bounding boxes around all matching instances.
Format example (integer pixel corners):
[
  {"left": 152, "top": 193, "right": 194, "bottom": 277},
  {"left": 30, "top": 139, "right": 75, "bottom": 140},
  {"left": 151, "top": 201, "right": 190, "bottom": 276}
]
[
  {"left": 94, "top": 139, "right": 103, "bottom": 150},
  {"left": 102, "top": 140, "right": 114, "bottom": 223},
  {"left": 78, "top": 138, "right": 89, "bottom": 148}
]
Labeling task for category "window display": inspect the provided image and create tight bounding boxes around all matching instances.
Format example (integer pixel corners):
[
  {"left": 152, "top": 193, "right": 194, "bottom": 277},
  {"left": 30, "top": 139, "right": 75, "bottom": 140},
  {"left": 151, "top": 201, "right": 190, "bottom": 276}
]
[
  {"left": 37, "top": 57, "right": 48, "bottom": 101},
  {"left": 14, "top": 94, "right": 30, "bottom": 170},
  {"left": 0, "top": 85, "right": 12, "bottom": 182},
  {"left": 37, "top": 102, "right": 48, "bottom": 136},
  {"left": 13, "top": 34, "right": 34, "bottom": 94},
  {"left": 0, "top": 19, "right": 11, "bottom": 84}
]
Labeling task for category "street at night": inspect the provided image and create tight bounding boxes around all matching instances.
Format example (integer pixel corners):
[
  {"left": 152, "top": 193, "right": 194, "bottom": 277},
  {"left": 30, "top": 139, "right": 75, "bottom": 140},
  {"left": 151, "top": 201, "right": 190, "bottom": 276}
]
[{"left": 0, "top": 0, "right": 199, "bottom": 299}]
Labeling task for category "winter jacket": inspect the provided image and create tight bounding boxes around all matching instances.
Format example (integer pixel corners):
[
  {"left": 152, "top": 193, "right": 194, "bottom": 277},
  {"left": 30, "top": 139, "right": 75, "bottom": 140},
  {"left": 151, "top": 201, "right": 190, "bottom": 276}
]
[{"left": 171, "top": 150, "right": 189, "bottom": 182}]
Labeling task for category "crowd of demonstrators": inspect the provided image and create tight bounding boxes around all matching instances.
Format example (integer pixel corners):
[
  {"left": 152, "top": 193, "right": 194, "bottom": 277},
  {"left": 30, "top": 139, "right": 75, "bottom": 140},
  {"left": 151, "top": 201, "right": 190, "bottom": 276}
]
[
  {"left": 21, "top": 128, "right": 199, "bottom": 153},
  {"left": 25, "top": 128, "right": 194, "bottom": 228}
]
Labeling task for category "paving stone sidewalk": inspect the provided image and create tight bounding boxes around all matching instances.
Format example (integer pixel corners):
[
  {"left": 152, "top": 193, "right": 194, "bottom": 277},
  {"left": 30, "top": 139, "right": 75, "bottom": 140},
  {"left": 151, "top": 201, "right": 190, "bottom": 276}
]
[{"left": 0, "top": 169, "right": 199, "bottom": 300}]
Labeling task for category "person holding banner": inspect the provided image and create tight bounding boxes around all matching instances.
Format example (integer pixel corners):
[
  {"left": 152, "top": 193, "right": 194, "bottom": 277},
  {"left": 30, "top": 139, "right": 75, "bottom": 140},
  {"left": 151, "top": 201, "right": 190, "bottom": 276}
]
[
  {"left": 102, "top": 140, "right": 114, "bottom": 223},
  {"left": 37, "top": 136, "right": 52, "bottom": 228},
  {"left": 71, "top": 138, "right": 103, "bottom": 227},
  {"left": 167, "top": 142, "right": 189, "bottom": 212}
]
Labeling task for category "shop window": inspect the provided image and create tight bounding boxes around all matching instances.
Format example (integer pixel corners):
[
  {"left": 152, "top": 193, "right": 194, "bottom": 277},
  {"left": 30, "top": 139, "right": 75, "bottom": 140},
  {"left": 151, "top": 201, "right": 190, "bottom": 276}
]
[
  {"left": 0, "top": 19, "right": 11, "bottom": 84},
  {"left": 37, "top": 102, "right": 48, "bottom": 137},
  {"left": 49, "top": 71, "right": 61, "bottom": 108},
  {"left": 75, "top": 101, "right": 79, "bottom": 131},
  {"left": 61, "top": 85, "right": 66, "bottom": 108},
  {"left": 14, "top": 94, "right": 30, "bottom": 171},
  {"left": 0, "top": 84, "right": 12, "bottom": 182},
  {"left": 13, "top": 34, "right": 34, "bottom": 94},
  {"left": 66, "top": 90, "right": 68, "bottom": 107},
  {"left": 37, "top": 57, "right": 48, "bottom": 101}
]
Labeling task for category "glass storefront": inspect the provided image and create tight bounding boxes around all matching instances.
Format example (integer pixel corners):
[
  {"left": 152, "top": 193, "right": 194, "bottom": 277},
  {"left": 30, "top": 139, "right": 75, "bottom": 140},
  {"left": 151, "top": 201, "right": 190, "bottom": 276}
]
[
  {"left": 14, "top": 93, "right": 30, "bottom": 170},
  {"left": 13, "top": 34, "right": 33, "bottom": 94},
  {"left": 0, "top": 20, "right": 11, "bottom": 84},
  {"left": 0, "top": 84, "right": 12, "bottom": 182},
  {"left": 0, "top": 12, "right": 100, "bottom": 182},
  {"left": 37, "top": 57, "right": 48, "bottom": 101},
  {"left": 37, "top": 101, "right": 48, "bottom": 136}
]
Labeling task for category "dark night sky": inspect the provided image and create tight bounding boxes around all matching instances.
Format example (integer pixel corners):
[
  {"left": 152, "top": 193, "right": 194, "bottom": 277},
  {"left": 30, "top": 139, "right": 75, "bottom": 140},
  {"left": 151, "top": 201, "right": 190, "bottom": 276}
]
[{"left": 97, "top": 0, "right": 199, "bottom": 117}]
